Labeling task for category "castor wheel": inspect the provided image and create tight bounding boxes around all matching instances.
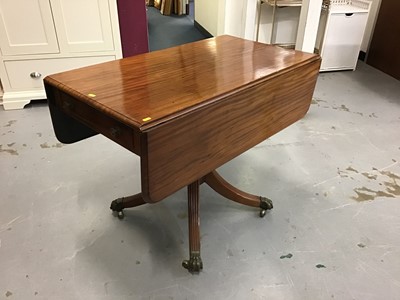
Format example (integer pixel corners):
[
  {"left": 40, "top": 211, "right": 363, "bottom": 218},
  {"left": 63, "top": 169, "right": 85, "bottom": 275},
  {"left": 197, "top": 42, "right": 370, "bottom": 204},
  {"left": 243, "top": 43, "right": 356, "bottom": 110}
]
[
  {"left": 116, "top": 210, "right": 125, "bottom": 219},
  {"left": 182, "top": 260, "right": 190, "bottom": 269},
  {"left": 110, "top": 198, "right": 125, "bottom": 219},
  {"left": 259, "top": 197, "right": 273, "bottom": 218}
]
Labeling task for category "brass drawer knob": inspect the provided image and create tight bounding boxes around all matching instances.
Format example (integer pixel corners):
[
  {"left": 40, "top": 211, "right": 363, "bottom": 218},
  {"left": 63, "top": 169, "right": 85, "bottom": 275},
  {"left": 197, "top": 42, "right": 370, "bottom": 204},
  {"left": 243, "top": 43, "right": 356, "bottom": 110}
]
[
  {"left": 62, "top": 100, "right": 74, "bottom": 110},
  {"left": 110, "top": 127, "right": 121, "bottom": 138}
]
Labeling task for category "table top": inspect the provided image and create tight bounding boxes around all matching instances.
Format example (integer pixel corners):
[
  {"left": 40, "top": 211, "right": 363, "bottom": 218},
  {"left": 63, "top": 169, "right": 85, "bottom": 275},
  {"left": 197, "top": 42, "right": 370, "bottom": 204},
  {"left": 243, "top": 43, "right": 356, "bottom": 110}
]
[
  {"left": 45, "top": 35, "right": 321, "bottom": 203},
  {"left": 45, "top": 35, "right": 318, "bottom": 131}
]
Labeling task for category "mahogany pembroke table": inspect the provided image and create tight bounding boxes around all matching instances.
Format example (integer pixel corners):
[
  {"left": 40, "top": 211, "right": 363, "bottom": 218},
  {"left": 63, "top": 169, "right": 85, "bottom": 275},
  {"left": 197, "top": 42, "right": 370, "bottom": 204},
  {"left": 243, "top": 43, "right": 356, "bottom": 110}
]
[{"left": 44, "top": 35, "right": 321, "bottom": 273}]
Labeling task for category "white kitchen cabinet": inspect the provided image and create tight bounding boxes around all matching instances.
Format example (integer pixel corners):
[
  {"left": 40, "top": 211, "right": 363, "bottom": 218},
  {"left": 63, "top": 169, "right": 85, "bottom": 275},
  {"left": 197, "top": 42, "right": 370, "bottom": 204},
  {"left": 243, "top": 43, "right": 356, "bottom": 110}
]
[
  {"left": 0, "top": 0, "right": 59, "bottom": 56},
  {"left": 0, "top": 0, "right": 122, "bottom": 110},
  {"left": 50, "top": 0, "right": 116, "bottom": 53},
  {"left": 316, "top": 0, "right": 371, "bottom": 71}
]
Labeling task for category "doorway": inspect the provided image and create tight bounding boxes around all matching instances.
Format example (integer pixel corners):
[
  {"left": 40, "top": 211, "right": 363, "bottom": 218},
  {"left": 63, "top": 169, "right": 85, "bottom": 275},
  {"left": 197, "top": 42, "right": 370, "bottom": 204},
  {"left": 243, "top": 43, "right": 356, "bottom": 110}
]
[{"left": 146, "top": 0, "right": 207, "bottom": 52}]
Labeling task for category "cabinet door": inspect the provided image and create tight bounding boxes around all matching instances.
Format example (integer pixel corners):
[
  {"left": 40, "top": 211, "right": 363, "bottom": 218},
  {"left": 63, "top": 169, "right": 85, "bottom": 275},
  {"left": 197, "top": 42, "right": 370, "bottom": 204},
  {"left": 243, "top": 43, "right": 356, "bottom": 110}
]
[
  {"left": 0, "top": 0, "right": 59, "bottom": 55},
  {"left": 321, "top": 12, "right": 368, "bottom": 70},
  {"left": 50, "top": 0, "right": 115, "bottom": 53}
]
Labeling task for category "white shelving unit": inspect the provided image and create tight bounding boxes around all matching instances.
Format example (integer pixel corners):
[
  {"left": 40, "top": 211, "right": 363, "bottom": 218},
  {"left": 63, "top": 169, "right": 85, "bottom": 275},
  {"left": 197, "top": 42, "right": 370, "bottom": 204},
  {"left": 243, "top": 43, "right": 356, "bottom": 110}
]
[
  {"left": 257, "top": 0, "right": 302, "bottom": 46},
  {"left": 316, "top": 0, "right": 371, "bottom": 71}
]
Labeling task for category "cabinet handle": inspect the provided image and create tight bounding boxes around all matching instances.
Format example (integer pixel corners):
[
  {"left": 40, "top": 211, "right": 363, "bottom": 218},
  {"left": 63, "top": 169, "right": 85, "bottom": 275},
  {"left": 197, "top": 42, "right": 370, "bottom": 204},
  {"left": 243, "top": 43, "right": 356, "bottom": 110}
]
[
  {"left": 345, "top": 13, "right": 354, "bottom": 17},
  {"left": 30, "top": 72, "right": 42, "bottom": 78}
]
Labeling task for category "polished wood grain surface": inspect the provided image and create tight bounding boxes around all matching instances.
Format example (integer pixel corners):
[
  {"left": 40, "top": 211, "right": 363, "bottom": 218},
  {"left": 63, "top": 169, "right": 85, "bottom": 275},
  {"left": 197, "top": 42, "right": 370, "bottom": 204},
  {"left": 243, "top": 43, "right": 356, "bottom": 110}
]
[
  {"left": 45, "top": 35, "right": 321, "bottom": 203},
  {"left": 142, "top": 59, "right": 320, "bottom": 202},
  {"left": 45, "top": 35, "right": 319, "bottom": 130}
]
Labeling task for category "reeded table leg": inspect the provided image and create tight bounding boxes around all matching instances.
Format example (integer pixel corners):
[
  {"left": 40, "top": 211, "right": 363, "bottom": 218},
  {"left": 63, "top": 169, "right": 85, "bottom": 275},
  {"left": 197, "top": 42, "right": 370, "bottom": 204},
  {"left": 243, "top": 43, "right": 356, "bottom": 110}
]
[
  {"left": 182, "top": 180, "right": 203, "bottom": 273},
  {"left": 204, "top": 170, "right": 273, "bottom": 217},
  {"left": 110, "top": 170, "right": 272, "bottom": 273},
  {"left": 110, "top": 193, "right": 146, "bottom": 219}
]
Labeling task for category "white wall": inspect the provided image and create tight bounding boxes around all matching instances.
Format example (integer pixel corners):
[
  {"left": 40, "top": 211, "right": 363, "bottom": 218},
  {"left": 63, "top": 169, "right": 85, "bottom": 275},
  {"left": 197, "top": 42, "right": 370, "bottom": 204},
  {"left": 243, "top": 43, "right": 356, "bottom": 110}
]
[
  {"left": 224, "top": 0, "right": 248, "bottom": 37},
  {"left": 194, "top": 0, "right": 248, "bottom": 37},
  {"left": 194, "top": 0, "right": 222, "bottom": 36}
]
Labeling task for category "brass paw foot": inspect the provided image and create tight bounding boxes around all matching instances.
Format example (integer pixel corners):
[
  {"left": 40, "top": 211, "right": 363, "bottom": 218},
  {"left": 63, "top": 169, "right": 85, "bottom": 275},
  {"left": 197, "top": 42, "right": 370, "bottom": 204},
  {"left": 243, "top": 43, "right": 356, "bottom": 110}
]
[{"left": 182, "top": 252, "right": 203, "bottom": 273}]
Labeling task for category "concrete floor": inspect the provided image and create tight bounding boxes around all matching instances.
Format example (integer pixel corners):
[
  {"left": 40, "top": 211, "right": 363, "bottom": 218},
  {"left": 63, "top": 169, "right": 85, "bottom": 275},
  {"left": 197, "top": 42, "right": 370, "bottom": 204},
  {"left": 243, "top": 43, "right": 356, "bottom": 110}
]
[{"left": 1, "top": 62, "right": 400, "bottom": 299}]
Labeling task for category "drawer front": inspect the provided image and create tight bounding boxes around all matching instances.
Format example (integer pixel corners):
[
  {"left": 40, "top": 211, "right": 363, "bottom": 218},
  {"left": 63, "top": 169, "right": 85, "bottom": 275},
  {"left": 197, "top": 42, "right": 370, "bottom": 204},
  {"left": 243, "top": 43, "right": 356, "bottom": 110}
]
[
  {"left": 4, "top": 56, "right": 115, "bottom": 90},
  {"left": 55, "top": 90, "right": 139, "bottom": 154}
]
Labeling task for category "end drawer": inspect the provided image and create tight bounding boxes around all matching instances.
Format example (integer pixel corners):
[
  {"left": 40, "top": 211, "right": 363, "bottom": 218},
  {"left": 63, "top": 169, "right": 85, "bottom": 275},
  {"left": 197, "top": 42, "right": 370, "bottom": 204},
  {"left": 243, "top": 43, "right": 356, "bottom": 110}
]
[{"left": 55, "top": 90, "right": 140, "bottom": 155}]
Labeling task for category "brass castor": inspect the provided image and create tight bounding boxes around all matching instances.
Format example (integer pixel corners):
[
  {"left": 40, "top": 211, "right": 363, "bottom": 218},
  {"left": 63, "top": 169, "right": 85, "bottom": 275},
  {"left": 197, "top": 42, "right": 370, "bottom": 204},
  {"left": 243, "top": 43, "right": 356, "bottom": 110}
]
[
  {"left": 182, "top": 253, "right": 203, "bottom": 273},
  {"left": 110, "top": 198, "right": 125, "bottom": 219},
  {"left": 259, "top": 197, "right": 273, "bottom": 218}
]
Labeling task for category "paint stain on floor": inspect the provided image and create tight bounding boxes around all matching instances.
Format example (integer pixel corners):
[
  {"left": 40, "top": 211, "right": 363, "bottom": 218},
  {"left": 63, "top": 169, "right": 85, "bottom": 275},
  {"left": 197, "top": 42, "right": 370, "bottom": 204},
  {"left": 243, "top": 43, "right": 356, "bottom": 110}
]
[
  {"left": 362, "top": 172, "right": 378, "bottom": 180},
  {"left": 369, "top": 113, "right": 378, "bottom": 118},
  {"left": 40, "top": 142, "right": 64, "bottom": 149},
  {"left": 356, "top": 170, "right": 400, "bottom": 201},
  {"left": 280, "top": 253, "right": 293, "bottom": 259},
  {"left": 353, "top": 187, "right": 395, "bottom": 201},
  {"left": 311, "top": 98, "right": 328, "bottom": 105},
  {"left": 339, "top": 166, "right": 400, "bottom": 201},
  {"left": 333, "top": 104, "right": 350, "bottom": 112},
  {"left": 346, "top": 166, "right": 358, "bottom": 173},
  {"left": 332, "top": 104, "right": 363, "bottom": 116},
  {"left": 0, "top": 145, "right": 18, "bottom": 155},
  {"left": 4, "top": 120, "right": 17, "bottom": 127},
  {"left": 312, "top": 99, "right": 370, "bottom": 117}
]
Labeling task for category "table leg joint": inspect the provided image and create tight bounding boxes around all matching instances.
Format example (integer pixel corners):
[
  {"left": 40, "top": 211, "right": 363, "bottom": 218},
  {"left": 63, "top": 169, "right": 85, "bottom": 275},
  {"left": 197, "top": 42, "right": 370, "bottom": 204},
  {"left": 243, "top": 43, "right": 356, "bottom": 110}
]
[{"left": 110, "top": 193, "right": 146, "bottom": 219}]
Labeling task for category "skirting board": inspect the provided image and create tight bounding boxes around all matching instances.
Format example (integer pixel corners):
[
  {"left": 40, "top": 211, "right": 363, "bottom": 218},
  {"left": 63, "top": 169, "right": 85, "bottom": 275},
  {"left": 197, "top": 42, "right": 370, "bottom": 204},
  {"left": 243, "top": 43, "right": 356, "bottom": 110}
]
[
  {"left": 194, "top": 21, "right": 213, "bottom": 38},
  {"left": 2, "top": 90, "right": 46, "bottom": 110}
]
